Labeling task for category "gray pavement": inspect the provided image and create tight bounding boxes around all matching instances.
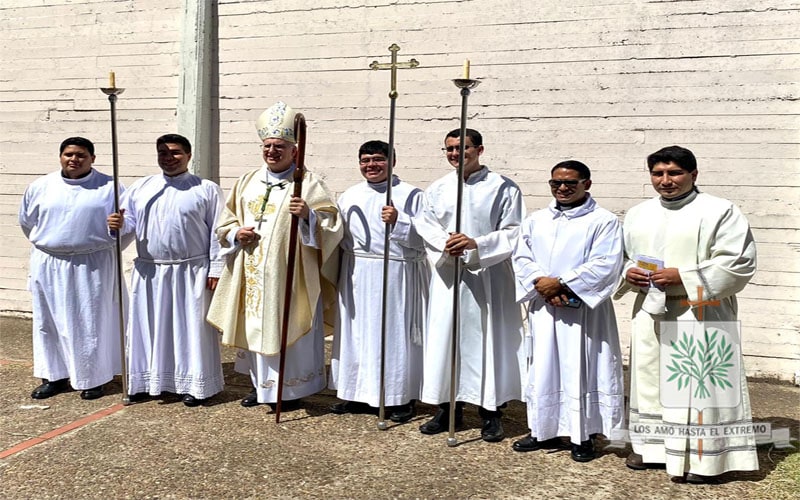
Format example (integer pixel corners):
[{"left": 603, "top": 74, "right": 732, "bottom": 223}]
[{"left": 1, "top": 315, "right": 797, "bottom": 499}]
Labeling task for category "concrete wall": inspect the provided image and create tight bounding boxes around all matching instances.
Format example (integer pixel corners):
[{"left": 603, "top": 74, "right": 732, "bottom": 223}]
[{"left": 1, "top": 0, "right": 798, "bottom": 380}]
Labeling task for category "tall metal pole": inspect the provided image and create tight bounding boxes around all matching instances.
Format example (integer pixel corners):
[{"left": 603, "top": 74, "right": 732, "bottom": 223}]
[
  {"left": 447, "top": 71, "right": 480, "bottom": 447},
  {"left": 101, "top": 74, "right": 130, "bottom": 405},
  {"left": 370, "top": 44, "right": 419, "bottom": 430}
]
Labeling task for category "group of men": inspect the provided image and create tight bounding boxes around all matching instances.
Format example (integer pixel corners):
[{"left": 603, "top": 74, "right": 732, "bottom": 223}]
[{"left": 19, "top": 101, "right": 759, "bottom": 483}]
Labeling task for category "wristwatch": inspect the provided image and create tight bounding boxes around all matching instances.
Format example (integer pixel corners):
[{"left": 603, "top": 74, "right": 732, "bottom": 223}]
[{"left": 558, "top": 277, "right": 567, "bottom": 289}]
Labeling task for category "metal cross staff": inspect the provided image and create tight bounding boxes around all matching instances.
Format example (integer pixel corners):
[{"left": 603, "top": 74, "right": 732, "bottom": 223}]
[
  {"left": 447, "top": 65, "right": 480, "bottom": 447},
  {"left": 681, "top": 285, "right": 721, "bottom": 460},
  {"left": 100, "top": 72, "right": 130, "bottom": 405},
  {"left": 370, "top": 43, "right": 419, "bottom": 430}
]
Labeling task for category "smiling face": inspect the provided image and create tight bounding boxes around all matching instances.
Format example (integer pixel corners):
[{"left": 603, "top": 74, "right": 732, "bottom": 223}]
[
  {"left": 59, "top": 145, "right": 95, "bottom": 179},
  {"left": 359, "top": 153, "right": 389, "bottom": 183},
  {"left": 157, "top": 142, "right": 191, "bottom": 176},
  {"left": 650, "top": 161, "right": 697, "bottom": 199},
  {"left": 549, "top": 167, "right": 591, "bottom": 205},
  {"left": 262, "top": 138, "right": 297, "bottom": 173},
  {"left": 444, "top": 135, "right": 483, "bottom": 175}
]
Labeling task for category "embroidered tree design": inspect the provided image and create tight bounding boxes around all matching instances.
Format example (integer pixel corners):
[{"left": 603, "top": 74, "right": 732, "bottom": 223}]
[{"left": 666, "top": 328, "right": 734, "bottom": 399}]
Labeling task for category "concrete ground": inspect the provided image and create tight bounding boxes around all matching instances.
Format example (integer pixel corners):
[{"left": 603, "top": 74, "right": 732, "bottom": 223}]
[{"left": 0, "top": 314, "right": 797, "bottom": 499}]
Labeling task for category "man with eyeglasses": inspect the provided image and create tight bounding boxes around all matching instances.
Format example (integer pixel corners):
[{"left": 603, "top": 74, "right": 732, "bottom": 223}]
[
  {"left": 328, "top": 140, "right": 428, "bottom": 422},
  {"left": 511, "top": 160, "right": 624, "bottom": 462},
  {"left": 107, "top": 134, "right": 225, "bottom": 406},
  {"left": 413, "top": 128, "right": 526, "bottom": 442},
  {"left": 615, "top": 145, "right": 758, "bottom": 483},
  {"left": 208, "top": 102, "right": 342, "bottom": 411}
]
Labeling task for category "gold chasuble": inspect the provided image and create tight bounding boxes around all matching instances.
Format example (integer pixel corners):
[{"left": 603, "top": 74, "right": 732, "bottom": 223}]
[{"left": 207, "top": 168, "right": 341, "bottom": 356}]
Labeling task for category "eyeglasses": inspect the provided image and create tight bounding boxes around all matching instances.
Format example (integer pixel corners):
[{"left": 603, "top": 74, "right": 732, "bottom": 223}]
[
  {"left": 261, "top": 143, "right": 288, "bottom": 153},
  {"left": 548, "top": 179, "right": 586, "bottom": 188},
  {"left": 359, "top": 157, "right": 388, "bottom": 166},
  {"left": 441, "top": 145, "right": 475, "bottom": 153}
]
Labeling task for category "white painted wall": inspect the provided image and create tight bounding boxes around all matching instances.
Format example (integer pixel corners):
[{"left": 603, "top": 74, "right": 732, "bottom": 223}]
[{"left": 1, "top": 0, "right": 798, "bottom": 379}]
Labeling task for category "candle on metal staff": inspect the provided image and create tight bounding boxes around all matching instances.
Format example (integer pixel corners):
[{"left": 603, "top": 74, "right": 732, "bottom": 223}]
[
  {"left": 447, "top": 61, "right": 480, "bottom": 447},
  {"left": 100, "top": 71, "right": 130, "bottom": 405}
]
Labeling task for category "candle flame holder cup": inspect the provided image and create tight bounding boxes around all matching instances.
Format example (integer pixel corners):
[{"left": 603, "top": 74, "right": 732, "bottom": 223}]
[{"left": 452, "top": 78, "right": 480, "bottom": 90}]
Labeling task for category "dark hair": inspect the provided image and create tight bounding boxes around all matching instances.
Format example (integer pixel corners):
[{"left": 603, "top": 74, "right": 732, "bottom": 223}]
[
  {"left": 445, "top": 128, "right": 483, "bottom": 147},
  {"left": 60, "top": 137, "right": 94, "bottom": 156},
  {"left": 358, "top": 140, "right": 392, "bottom": 159},
  {"left": 551, "top": 160, "right": 591, "bottom": 180},
  {"left": 157, "top": 134, "right": 192, "bottom": 154},
  {"left": 647, "top": 145, "right": 696, "bottom": 172}
]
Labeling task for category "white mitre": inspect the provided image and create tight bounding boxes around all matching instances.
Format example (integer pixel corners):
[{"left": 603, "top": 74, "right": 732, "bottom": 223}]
[{"left": 256, "top": 101, "right": 296, "bottom": 143}]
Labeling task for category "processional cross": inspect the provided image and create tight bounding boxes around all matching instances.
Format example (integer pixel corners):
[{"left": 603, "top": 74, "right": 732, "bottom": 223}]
[
  {"left": 370, "top": 43, "right": 419, "bottom": 98},
  {"left": 369, "top": 44, "right": 418, "bottom": 431}
]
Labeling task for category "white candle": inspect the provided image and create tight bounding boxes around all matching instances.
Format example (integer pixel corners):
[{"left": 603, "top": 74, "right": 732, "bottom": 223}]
[
  {"left": 462, "top": 59, "right": 470, "bottom": 79},
  {"left": 109, "top": 71, "right": 116, "bottom": 88}
]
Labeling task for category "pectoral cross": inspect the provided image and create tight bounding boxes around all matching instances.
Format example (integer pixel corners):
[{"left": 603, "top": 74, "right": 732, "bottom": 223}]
[
  {"left": 257, "top": 181, "right": 287, "bottom": 230},
  {"left": 370, "top": 43, "right": 419, "bottom": 99}
]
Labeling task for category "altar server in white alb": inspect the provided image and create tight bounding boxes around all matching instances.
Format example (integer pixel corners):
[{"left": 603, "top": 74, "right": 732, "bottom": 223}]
[
  {"left": 19, "top": 137, "right": 123, "bottom": 401},
  {"left": 414, "top": 128, "right": 526, "bottom": 443},
  {"left": 616, "top": 145, "right": 758, "bottom": 483},
  {"left": 208, "top": 102, "right": 342, "bottom": 410},
  {"left": 107, "top": 134, "right": 225, "bottom": 406},
  {"left": 329, "top": 140, "right": 428, "bottom": 422},
  {"left": 511, "top": 160, "right": 624, "bottom": 462}
]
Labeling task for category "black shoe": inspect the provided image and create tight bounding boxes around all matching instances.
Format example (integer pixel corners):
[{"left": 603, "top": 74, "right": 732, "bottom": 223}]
[
  {"left": 388, "top": 400, "right": 416, "bottom": 423},
  {"left": 481, "top": 416, "right": 505, "bottom": 442},
  {"left": 31, "top": 378, "right": 69, "bottom": 399},
  {"left": 571, "top": 440, "right": 595, "bottom": 462},
  {"left": 684, "top": 472, "right": 716, "bottom": 484},
  {"left": 80, "top": 386, "right": 104, "bottom": 400},
  {"left": 128, "top": 392, "right": 150, "bottom": 403},
  {"left": 241, "top": 390, "right": 260, "bottom": 407},
  {"left": 512, "top": 435, "right": 563, "bottom": 452},
  {"left": 419, "top": 403, "right": 463, "bottom": 435},
  {"left": 512, "top": 434, "right": 539, "bottom": 452},
  {"left": 182, "top": 394, "right": 207, "bottom": 407},
  {"left": 330, "top": 400, "right": 375, "bottom": 415},
  {"left": 268, "top": 399, "right": 301, "bottom": 412}
]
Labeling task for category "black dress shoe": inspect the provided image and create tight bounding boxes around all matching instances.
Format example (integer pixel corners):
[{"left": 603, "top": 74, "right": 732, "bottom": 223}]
[
  {"left": 182, "top": 394, "right": 207, "bottom": 407},
  {"left": 481, "top": 416, "right": 505, "bottom": 442},
  {"left": 512, "top": 434, "right": 540, "bottom": 452},
  {"left": 31, "top": 378, "right": 69, "bottom": 399},
  {"left": 419, "top": 403, "right": 463, "bottom": 435},
  {"left": 80, "top": 386, "right": 104, "bottom": 400},
  {"left": 241, "top": 390, "right": 260, "bottom": 407},
  {"left": 128, "top": 392, "right": 150, "bottom": 403},
  {"left": 684, "top": 472, "right": 716, "bottom": 484},
  {"left": 571, "top": 440, "right": 595, "bottom": 462},
  {"left": 388, "top": 400, "right": 416, "bottom": 423},
  {"left": 512, "top": 435, "right": 564, "bottom": 452},
  {"left": 268, "top": 399, "right": 301, "bottom": 412},
  {"left": 330, "top": 400, "right": 375, "bottom": 415}
]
